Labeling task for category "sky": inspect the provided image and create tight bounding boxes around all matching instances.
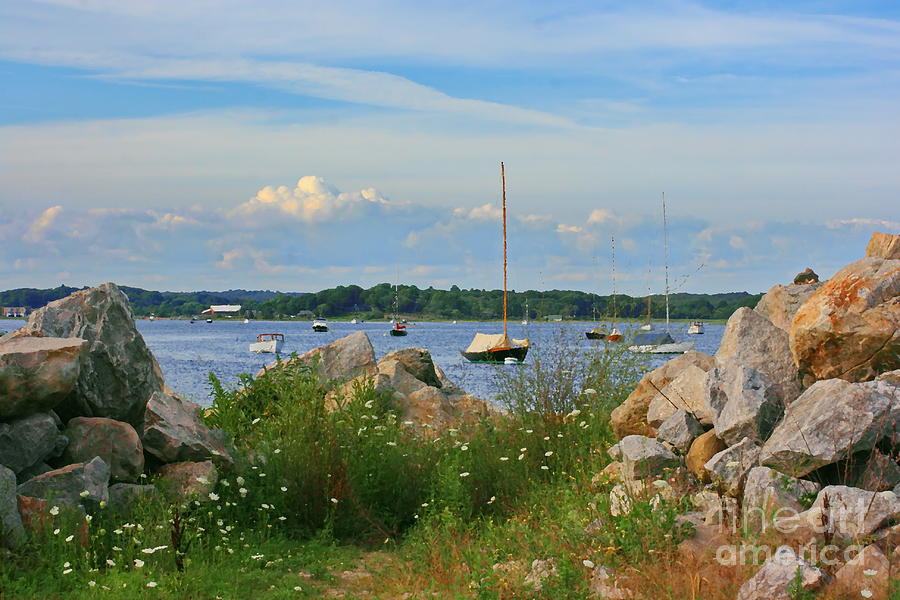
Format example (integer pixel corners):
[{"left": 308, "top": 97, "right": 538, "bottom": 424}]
[{"left": 0, "top": 0, "right": 898, "bottom": 295}]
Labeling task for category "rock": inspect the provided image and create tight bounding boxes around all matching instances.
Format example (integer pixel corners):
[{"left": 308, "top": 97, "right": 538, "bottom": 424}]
[
  {"left": 16, "top": 456, "right": 109, "bottom": 509},
  {"left": 790, "top": 257, "right": 900, "bottom": 383},
  {"left": 379, "top": 348, "right": 441, "bottom": 388},
  {"left": 589, "top": 565, "right": 630, "bottom": 599},
  {"left": 704, "top": 437, "right": 762, "bottom": 497},
  {"left": 17, "top": 462, "right": 53, "bottom": 483},
  {"left": 0, "top": 336, "right": 87, "bottom": 419},
  {"left": 685, "top": 430, "right": 725, "bottom": 483},
  {"left": 854, "top": 449, "right": 900, "bottom": 492},
  {"left": 830, "top": 544, "right": 890, "bottom": 600},
  {"left": 691, "top": 489, "right": 738, "bottom": 527},
  {"left": 804, "top": 485, "right": 899, "bottom": 540},
  {"left": 646, "top": 365, "right": 712, "bottom": 428},
  {"left": 0, "top": 465, "right": 26, "bottom": 549},
  {"left": 655, "top": 410, "right": 704, "bottom": 453},
  {"left": 107, "top": 483, "right": 159, "bottom": 512},
  {"left": 4, "top": 283, "right": 167, "bottom": 427},
  {"left": 62, "top": 417, "right": 144, "bottom": 483},
  {"left": 16, "top": 495, "right": 89, "bottom": 545},
  {"left": 610, "top": 351, "right": 715, "bottom": 438},
  {"left": 377, "top": 359, "right": 428, "bottom": 396},
  {"left": 706, "top": 364, "right": 784, "bottom": 445},
  {"left": 716, "top": 307, "right": 801, "bottom": 404},
  {"left": 866, "top": 231, "right": 900, "bottom": 260},
  {"left": 754, "top": 282, "right": 824, "bottom": 332},
  {"left": 759, "top": 377, "right": 897, "bottom": 477},
  {"left": 155, "top": 460, "right": 217, "bottom": 499},
  {"left": 741, "top": 467, "right": 820, "bottom": 533},
  {"left": 524, "top": 558, "right": 557, "bottom": 592},
  {"left": 0, "top": 413, "right": 61, "bottom": 474},
  {"left": 142, "top": 391, "right": 232, "bottom": 467},
  {"left": 611, "top": 435, "right": 681, "bottom": 480},
  {"left": 677, "top": 517, "right": 730, "bottom": 562},
  {"left": 793, "top": 267, "right": 820, "bottom": 284},
  {"left": 260, "top": 331, "right": 376, "bottom": 382},
  {"left": 737, "top": 546, "right": 828, "bottom": 600},
  {"left": 610, "top": 479, "right": 676, "bottom": 516}
]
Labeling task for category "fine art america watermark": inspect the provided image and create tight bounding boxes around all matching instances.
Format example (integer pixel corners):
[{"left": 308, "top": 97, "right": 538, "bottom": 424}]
[{"left": 707, "top": 496, "right": 874, "bottom": 566}]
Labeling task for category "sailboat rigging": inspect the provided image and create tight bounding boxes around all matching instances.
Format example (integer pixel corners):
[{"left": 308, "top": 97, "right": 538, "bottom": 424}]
[
  {"left": 586, "top": 235, "right": 621, "bottom": 341},
  {"left": 461, "top": 162, "right": 529, "bottom": 363},
  {"left": 389, "top": 279, "right": 407, "bottom": 336}
]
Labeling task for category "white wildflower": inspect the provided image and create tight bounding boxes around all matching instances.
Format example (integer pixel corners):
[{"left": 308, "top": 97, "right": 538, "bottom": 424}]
[
  {"left": 133, "top": 559, "right": 144, "bottom": 568},
  {"left": 79, "top": 490, "right": 90, "bottom": 498},
  {"left": 209, "top": 492, "right": 220, "bottom": 501},
  {"left": 65, "top": 535, "right": 74, "bottom": 542},
  {"left": 459, "top": 472, "right": 470, "bottom": 478},
  {"left": 49, "top": 505, "right": 60, "bottom": 516},
  {"left": 146, "top": 581, "right": 158, "bottom": 588}
]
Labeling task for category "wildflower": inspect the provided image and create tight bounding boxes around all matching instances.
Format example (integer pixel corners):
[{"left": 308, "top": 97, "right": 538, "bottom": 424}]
[
  {"left": 386, "top": 441, "right": 397, "bottom": 446},
  {"left": 220, "top": 479, "right": 230, "bottom": 487},
  {"left": 106, "top": 559, "right": 116, "bottom": 567},
  {"left": 88, "top": 581, "right": 96, "bottom": 587},
  {"left": 520, "top": 448, "right": 527, "bottom": 452},
  {"left": 146, "top": 581, "right": 158, "bottom": 588},
  {"left": 79, "top": 490, "right": 90, "bottom": 498},
  {"left": 280, "top": 486, "right": 288, "bottom": 492},
  {"left": 114, "top": 529, "right": 123, "bottom": 535},
  {"left": 294, "top": 586, "right": 302, "bottom": 591},
  {"left": 545, "top": 451, "right": 553, "bottom": 457},
  {"left": 421, "top": 502, "right": 429, "bottom": 507},
  {"left": 330, "top": 498, "right": 339, "bottom": 504},
  {"left": 583, "top": 559, "right": 595, "bottom": 568},
  {"left": 278, "top": 516, "right": 287, "bottom": 521},
  {"left": 239, "top": 488, "right": 248, "bottom": 496},
  {"left": 274, "top": 448, "right": 281, "bottom": 454},
  {"left": 65, "top": 534, "right": 74, "bottom": 542},
  {"left": 141, "top": 545, "right": 168, "bottom": 554},
  {"left": 209, "top": 492, "right": 220, "bottom": 501},
  {"left": 64, "top": 562, "right": 71, "bottom": 568},
  {"left": 53, "top": 528, "right": 60, "bottom": 535},
  {"left": 85, "top": 514, "right": 93, "bottom": 522},
  {"left": 261, "top": 503, "right": 270, "bottom": 509},
  {"left": 49, "top": 505, "right": 60, "bottom": 516},
  {"left": 584, "top": 388, "right": 597, "bottom": 395},
  {"left": 461, "top": 445, "right": 469, "bottom": 451},
  {"left": 251, "top": 418, "right": 261, "bottom": 424},
  {"left": 259, "top": 472, "right": 266, "bottom": 477},
  {"left": 63, "top": 568, "right": 73, "bottom": 575},
  {"left": 236, "top": 476, "right": 245, "bottom": 485},
  {"left": 460, "top": 472, "right": 470, "bottom": 477},
  {"left": 543, "top": 436, "right": 550, "bottom": 441},
  {"left": 499, "top": 456, "right": 509, "bottom": 461},
  {"left": 518, "top": 454, "right": 525, "bottom": 460},
  {"left": 134, "top": 559, "right": 144, "bottom": 568},
  {"left": 364, "top": 400, "right": 374, "bottom": 409},
  {"left": 541, "top": 465, "right": 549, "bottom": 470},
  {"left": 196, "top": 476, "right": 210, "bottom": 485},
  {"left": 526, "top": 429, "right": 533, "bottom": 433},
  {"left": 487, "top": 496, "right": 496, "bottom": 504}
]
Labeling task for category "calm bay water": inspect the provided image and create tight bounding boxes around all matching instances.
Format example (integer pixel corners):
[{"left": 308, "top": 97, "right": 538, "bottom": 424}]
[{"left": 3, "top": 318, "right": 724, "bottom": 407}]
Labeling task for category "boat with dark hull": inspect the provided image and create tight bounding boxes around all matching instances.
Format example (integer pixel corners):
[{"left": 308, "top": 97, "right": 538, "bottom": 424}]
[
  {"left": 389, "top": 322, "right": 408, "bottom": 336},
  {"left": 461, "top": 162, "right": 529, "bottom": 364},
  {"left": 585, "top": 329, "right": 606, "bottom": 340}
]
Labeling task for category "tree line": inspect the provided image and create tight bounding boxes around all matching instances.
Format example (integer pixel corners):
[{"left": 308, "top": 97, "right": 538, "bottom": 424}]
[{"left": 0, "top": 283, "right": 763, "bottom": 321}]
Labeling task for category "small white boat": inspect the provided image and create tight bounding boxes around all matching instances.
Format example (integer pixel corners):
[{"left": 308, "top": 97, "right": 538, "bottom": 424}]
[
  {"left": 687, "top": 321, "right": 704, "bottom": 335},
  {"left": 249, "top": 333, "right": 284, "bottom": 354},
  {"left": 452, "top": 320, "right": 458, "bottom": 324},
  {"left": 640, "top": 323, "right": 653, "bottom": 331},
  {"left": 312, "top": 318, "right": 328, "bottom": 332},
  {"left": 206, "top": 319, "right": 213, "bottom": 324},
  {"left": 629, "top": 341, "right": 695, "bottom": 354},
  {"left": 350, "top": 318, "right": 359, "bottom": 324},
  {"left": 148, "top": 315, "right": 156, "bottom": 322},
  {"left": 243, "top": 318, "right": 250, "bottom": 324}
]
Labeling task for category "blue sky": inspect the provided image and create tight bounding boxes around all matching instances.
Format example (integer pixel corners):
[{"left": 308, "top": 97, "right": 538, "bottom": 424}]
[{"left": 0, "top": 0, "right": 898, "bottom": 294}]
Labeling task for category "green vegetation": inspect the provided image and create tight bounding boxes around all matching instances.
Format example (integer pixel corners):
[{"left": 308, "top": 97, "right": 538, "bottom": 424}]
[{"left": 0, "top": 283, "right": 762, "bottom": 321}]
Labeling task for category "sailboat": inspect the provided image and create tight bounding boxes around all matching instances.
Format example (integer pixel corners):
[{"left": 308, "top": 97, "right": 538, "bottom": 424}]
[
  {"left": 586, "top": 235, "right": 621, "bottom": 341},
  {"left": 389, "top": 282, "right": 407, "bottom": 336},
  {"left": 629, "top": 193, "right": 694, "bottom": 354},
  {"left": 521, "top": 299, "right": 529, "bottom": 326},
  {"left": 461, "top": 163, "right": 529, "bottom": 363}
]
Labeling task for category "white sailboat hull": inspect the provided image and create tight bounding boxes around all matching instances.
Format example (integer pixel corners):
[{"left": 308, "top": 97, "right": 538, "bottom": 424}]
[
  {"left": 628, "top": 340, "right": 695, "bottom": 354},
  {"left": 249, "top": 339, "right": 284, "bottom": 354}
]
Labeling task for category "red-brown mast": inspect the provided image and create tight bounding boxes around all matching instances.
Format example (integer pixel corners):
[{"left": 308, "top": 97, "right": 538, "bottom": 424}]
[{"left": 501, "top": 161, "right": 508, "bottom": 338}]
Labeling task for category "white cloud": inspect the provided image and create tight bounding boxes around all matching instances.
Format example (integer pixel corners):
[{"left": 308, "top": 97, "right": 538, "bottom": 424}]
[
  {"left": 454, "top": 203, "right": 502, "bottom": 221},
  {"left": 826, "top": 218, "right": 900, "bottom": 231},
  {"left": 24, "top": 205, "right": 63, "bottom": 242}
]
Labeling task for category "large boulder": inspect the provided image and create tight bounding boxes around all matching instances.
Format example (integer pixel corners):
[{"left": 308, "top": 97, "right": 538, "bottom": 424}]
[
  {"left": 0, "top": 413, "right": 62, "bottom": 475},
  {"left": 655, "top": 409, "right": 704, "bottom": 453},
  {"left": 754, "top": 282, "right": 824, "bottom": 332},
  {"left": 704, "top": 437, "right": 761, "bottom": 497},
  {"left": 685, "top": 430, "right": 725, "bottom": 483},
  {"left": 646, "top": 364, "right": 712, "bottom": 428},
  {"left": 142, "top": 391, "right": 232, "bottom": 467},
  {"left": 737, "top": 547, "right": 828, "bottom": 600},
  {"left": 610, "top": 351, "right": 715, "bottom": 438},
  {"left": 866, "top": 231, "right": 900, "bottom": 260},
  {"left": 17, "top": 456, "right": 110, "bottom": 509},
  {"left": 260, "top": 331, "right": 376, "bottom": 382},
  {"left": 379, "top": 348, "right": 441, "bottom": 388},
  {"left": 803, "top": 485, "right": 899, "bottom": 540},
  {"left": 741, "top": 466, "right": 820, "bottom": 533},
  {"left": 3, "top": 283, "right": 166, "bottom": 426},
  {"left": 608, "top": 435, "right": 681, "bottom": 480},
  {"left": 759, "top": 377, "right": 897, "bottom": 477},
  {"left": 377, "top": 359, "right": 428, "bottom": 396},
  {"left": 0, "top": 336, "right": 87, "bottom": 419},
  {"left": 62, "top": 417, "right": 144, "bottom": 483},
  {"left": 830, "top": 544, "right": 890, "bottom": 600},
  {"left": 790, "top": 256, "right": 900, "bottom": 383},
  {"left": 107, "top": 483, "right": 160, "bottom": 513},
  {"left": 716, "top": 307, "right": 801, "bottom": 404},
  {"left": 0, "top": 465, "right": 26, "bottom": 549},
  {"left": 706, "top": 364, "right": 784, "bottom": 445}
]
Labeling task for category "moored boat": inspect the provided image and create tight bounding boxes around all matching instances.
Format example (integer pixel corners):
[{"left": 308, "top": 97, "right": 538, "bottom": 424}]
[
  {"left": 389, "top": 322, "right": 407, "bottom": 336},
  {"left": 249, "top": 333, "right": 284, "bottom": 354},
  {"left": 312, "top": 318, "right": 329, "bottom": 332},
  {"left": 687, "top": 321, "right": 704, "bottom": 334}
]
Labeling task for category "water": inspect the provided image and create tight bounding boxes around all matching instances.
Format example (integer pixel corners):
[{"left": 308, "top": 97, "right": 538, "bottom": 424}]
[{"left": 3, "top": 318, "right": 724, "bottom": 406}]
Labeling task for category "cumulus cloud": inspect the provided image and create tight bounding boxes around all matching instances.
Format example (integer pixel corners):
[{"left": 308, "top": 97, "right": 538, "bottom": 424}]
[
  {"left": 453, "top": 203, "right": 501, "bottom": 221},
  {"left": 24, "top": 205, "right": 63, "bottom": 242}
]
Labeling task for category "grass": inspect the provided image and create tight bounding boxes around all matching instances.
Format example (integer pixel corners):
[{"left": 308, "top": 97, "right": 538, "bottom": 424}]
[{"left": 2, "top": 335, "right": 896, "bottom": 599}]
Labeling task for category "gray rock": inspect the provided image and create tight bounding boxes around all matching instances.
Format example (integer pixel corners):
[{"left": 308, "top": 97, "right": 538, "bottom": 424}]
[
  {"left": 0, "top": 465, "right": 26, "bottom": 549},
  {"left": 741, "top": 467, "right": 820, "bottom": 533},
  {"left": 5, "top": 283, "right": 167, "bottom": 427},
  {"left": 615, "top": 435, "right": 681, "bottom": 480},
  {"left": 0, "top": 413, "right": 60, "bottom": 474},
  {"left": 108, "top": 483, "right": 159, "bottom": 512},
  {"left": 646, "top": 365, "right": 712, "bottom": 427},
  {"left": 0, "top": 336, "right": 87, "bottom": 419},
  {"left": 759, "top": 378, "right": 897, "bottom": 477},
  {"left": 259, "top": 330, "right": 377, "bottom": 382},
  {"left": 589, "top": 565, "right": 629, "bottom": 599},
  {"left": 377, "top": 359, "right": 428, "bottom": 396},
  {"left": 803, "top": 485, "right": 900, "bottom": 540},
  {"left": 853, "top": 449, "right": 900, "bottom": 492},
  {"left": 17, "top": 462, "right": 53, "bottom": 483},
  {"left": 704, "top": 437, "right": 761, "bottom": 497},
  {"left": 379, "top": 348, "right": 442, "bottom": 388},
  {"left": 63, "top": 417, "right": 144, "bottom": 483},
  {"left": 142, "top": 391, "right": 232, "bottom": 467},
  {"left": 655, "top": 409, "right": 704, "bottom": 453},
  {"left": 737, "top": 546, "right": 828, "bottom": 600},
  {"left": 716, "top": 307, "right": 802, "bottom": 404},
  {"left": 754, "top": 282, "right": 823, "bottom": 332},
  {"left": 706, "top": 364, "right": 784, "bottom": 445},
  {"left": 17, "top": 456, "right": 110, "bottom": 509},
  {"left": 155, "top": 460, "right": 217, "bottom": 500}
]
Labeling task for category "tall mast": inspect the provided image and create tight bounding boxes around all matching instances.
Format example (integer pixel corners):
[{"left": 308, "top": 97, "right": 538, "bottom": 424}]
[
  {"left": 501, "top": 162, "right": 508, "bottom": 338},
  {"left": 646, "top": 260, "right": 652, "bottom": 322},
  {"left": 611, "top": 234, "right": 617, "bottom": 323},
  {"left": 663, "top": 192, "right": 670, "bottom": 332}
]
